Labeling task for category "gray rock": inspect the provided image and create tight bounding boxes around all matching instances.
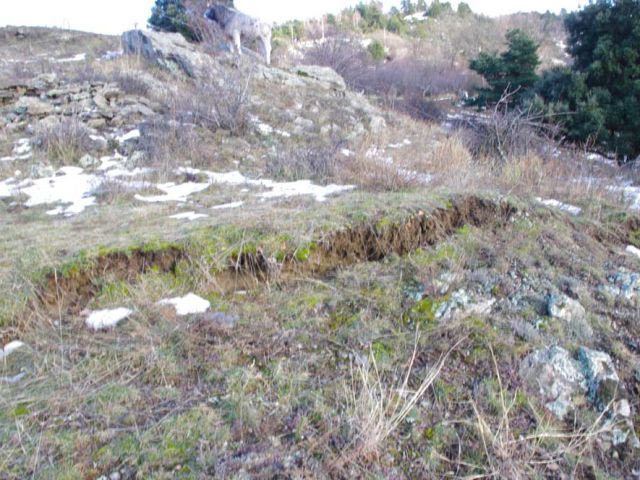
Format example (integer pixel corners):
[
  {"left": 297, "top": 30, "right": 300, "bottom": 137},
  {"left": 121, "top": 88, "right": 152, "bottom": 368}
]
[
  {"left": 291, "top": 65, "right": 347, "bottom": 91},
  {"left": 122, "top": 30, "right": 207, "bottom": 78},
  {"left": 203, "top": 311, "right": 239, "bottom": 330},
  {"left": 15, "top": 96, "right": 53, "bottom": 116},
  {"left": 369, "top": 115, "right": 387, "bottom": 134},
  {"left": 78, "top": 154, "right": 99, "bottom": 168},
  {"left": 520, "top": 346, "right": 587, "bottom": 418},
  {"left": 30, "top": 164, "right": 55, "bottom": 178},
  {"left": 547, "top": 294, "right": 585, "bottom": 321},
  {"left": 547, "top": 293, "right": 593, "bottom": 340},
  {"left": 578, "top": 347, "right": 620, "bottom": 409},
  {"left": 87, "top": 118, "right": 107, "bottom": 130},
  {"left": 601, "top": 271, "right": 640, "bottom": 301}
]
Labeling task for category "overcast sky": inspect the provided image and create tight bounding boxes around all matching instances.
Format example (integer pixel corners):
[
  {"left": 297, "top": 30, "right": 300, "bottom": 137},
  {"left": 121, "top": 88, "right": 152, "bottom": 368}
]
[{"left": 2, "top": 0, "right": 585, "bottom": 35}]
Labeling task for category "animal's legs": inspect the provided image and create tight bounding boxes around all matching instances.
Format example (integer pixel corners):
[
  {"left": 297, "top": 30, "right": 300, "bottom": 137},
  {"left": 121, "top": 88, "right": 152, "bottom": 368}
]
[
  {"left": 233, "top": 30, "right": 242, "bottom": 56},
  {"left": 262, "top": 36, "right": 272, "bottom": 65}
]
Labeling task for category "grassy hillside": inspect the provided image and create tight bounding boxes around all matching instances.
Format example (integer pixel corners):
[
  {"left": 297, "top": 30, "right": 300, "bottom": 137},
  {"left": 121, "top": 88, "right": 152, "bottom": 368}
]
[{"left": 0, "top": 26, "right": 638, "bottom": 479}]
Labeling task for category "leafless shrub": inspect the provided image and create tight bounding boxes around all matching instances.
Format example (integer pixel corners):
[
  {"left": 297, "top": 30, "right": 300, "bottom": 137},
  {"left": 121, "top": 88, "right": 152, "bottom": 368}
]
[
  {"left": 137, "top": 118, "right": 208, "bottom": 178},
  {"left": 165, "top": 64, "right": 253, "bottom": 135},
  {"left": 303, "top": 36, "right": 370, "bottom": 88},
  {"left": 266, "top": 137, "right": 345, "bottom": 183},
  {"left": 459, "top": 90, "right": 561, "bottom": 162},
  {"left": 33, "top": 117, "right": 94, "bottom": 164}
]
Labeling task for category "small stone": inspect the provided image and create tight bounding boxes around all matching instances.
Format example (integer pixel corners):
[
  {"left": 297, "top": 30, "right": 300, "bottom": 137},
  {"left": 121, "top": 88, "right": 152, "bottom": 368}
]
[
  {"left": 369, "top": 115, "right": 387, "bottom": 134},
  {"left": 109, "top": 472, "right": 121, "bottom": 480},
  {"left": 87, "top": 118, "right": 107, "bottom": 129},
  {"left": 203, "top": 311, "right": 238, "bottom": 330},
  {"left": 78, "top": 154, "right": 99, "bottom": 168},
  {"left": 15, "top": 96, "right": 53, "bottom": 116}
]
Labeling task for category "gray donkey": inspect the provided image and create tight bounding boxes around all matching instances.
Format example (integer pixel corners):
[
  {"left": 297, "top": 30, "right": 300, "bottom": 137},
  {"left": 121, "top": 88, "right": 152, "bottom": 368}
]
[{"left": 204, "top": 4, "right": 272, "bottom": 65}]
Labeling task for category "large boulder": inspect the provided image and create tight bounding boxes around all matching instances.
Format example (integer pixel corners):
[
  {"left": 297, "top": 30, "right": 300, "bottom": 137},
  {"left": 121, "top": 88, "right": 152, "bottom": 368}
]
[
  {"left": 121, "top": 30, "right": 212, "bottom": 78},
  {"left": 519, "top": 346, "right": 587, "bottom": 418}
]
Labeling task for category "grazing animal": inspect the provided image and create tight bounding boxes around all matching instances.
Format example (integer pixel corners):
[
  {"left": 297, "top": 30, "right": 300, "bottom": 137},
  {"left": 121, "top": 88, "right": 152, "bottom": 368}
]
[{"left": 204, "top": 4, "right": 272, "bottom": 65}]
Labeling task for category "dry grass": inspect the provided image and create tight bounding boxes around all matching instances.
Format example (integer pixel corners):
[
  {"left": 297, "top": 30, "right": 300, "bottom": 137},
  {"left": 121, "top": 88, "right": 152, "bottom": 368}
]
[
  {"left": 339, "top": 332, "right": 462, "bottom": 464},
  {"left": 33, "top": 117, "right": 94, "bottom": 165},
  {"left": 461, "top": 347, "right": 620, "bottom": 479}
]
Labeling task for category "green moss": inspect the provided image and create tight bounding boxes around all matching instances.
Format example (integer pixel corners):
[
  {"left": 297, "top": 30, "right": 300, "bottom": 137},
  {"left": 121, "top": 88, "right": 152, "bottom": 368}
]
[
  {"left": 402, "top": 296, "right": 447, "bottom": 325},
  {"left": 371, "top": 340, "right": 393, "bottom": 363},
  {"left": 630, "top": 229, "right": 640, "bottom": 248},
  {"left": 294, "top": 242, "right": 317, "bottom": 262}
]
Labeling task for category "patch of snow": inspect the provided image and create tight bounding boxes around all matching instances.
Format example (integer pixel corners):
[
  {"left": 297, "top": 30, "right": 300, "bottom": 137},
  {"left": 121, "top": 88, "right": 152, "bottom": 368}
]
[
  {"left": 551, "top": 58, "right": 566, "bottom": 66},
  {"left": 626, "top": 245, "right": 640, "bottom": 259},
  {"left": 135, "top": 182, "right": 210, "bottom": 203},
  {"left": 212, "top": 201, "right": 244, "bottom": 210},
  {"left": 1, "top": 138, "right": 32, "bottom": 162},
  {"left": 116, "top": 129, "right": 140, "bottom": 143},
  {"left": 0, "top": 341, "right": 26, "bottom": 360},
  {"left": 102, "top": 50, "right": 122, "bottom": 60},
  {"left": 0, "top": 372, "right": 28, "bottom": 384},
  {"left": 105, "top": 167, "right": 150, "bottom": 178},
  {"left": 536, "top": 198, "right": 582, "bottom": 216},
  {"left": 388, "top": 139, "right": 412, "bottom": 149},
  {"left": 586, "top": 152, "right": 616, "bottom": 166},
  {"left": 622, "top": 185, "right": 640, "bottom": 210},
  {"left": 158, "top": 293, "right": 210, "bottom": 316},
  {"left": 256, "top": 122, "right": 273, "bottom": 136},
  {"left": 340, "top": 149, "right": 353, "bottom": 157},
  {"left": 170, "top": 211, "right": 209, "bottom": 221},
  {"left": 255, "top": 181, "right": 354, "bottom": 202},
  {"left": 54, "top": 53, "right": 87, "bottom": 63},
  {"left": 0, "top": 166, "right": 99, "bottom": 216},
  {"left": 86, "top": 308, "right": 133, "bottom": 330},
  {"left": 141, "top": 168, "right": 355, "bottom": 204}
]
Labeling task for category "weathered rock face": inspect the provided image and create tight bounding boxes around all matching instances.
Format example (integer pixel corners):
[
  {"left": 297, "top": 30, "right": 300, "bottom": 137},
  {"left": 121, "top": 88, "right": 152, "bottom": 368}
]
[
  {"left": 519, "top": 346, "right": 587, "bottom": 418},
  {"left": 1, "top": 75, "right": 159, "bottom": 131},
  {"left": 122, "top": 30, "right": 210, "bottom": 78},
  {"left": 546, "top": 293, "right": 593, "bottom": 339},
  {"left": 578, "top": 347, "right": 620, "bottom": 409}
]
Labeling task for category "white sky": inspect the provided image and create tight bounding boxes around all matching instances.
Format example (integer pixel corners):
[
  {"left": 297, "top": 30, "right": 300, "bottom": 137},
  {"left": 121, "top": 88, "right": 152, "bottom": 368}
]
[{"left": 1, "top": 0, "right": 585, "bottom": 35}]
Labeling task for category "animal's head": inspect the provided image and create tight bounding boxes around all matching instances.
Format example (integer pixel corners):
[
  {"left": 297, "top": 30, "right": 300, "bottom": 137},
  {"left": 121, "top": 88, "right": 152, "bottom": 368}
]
[
  {"left": 203, "top": 3, "right": 217, "bottom": 21},
  {"left": 203, "top": 3, "right": 232, "bottom": 25}
]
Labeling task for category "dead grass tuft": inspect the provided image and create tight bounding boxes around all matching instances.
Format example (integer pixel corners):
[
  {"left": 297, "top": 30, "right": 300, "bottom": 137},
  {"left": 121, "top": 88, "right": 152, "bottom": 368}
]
[{"left": 33, "top": 117, "right": 94, "bottom": 165}]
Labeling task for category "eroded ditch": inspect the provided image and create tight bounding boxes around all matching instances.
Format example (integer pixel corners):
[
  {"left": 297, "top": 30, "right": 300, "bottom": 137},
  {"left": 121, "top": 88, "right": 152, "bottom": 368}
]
[{"left": 37, "top": 196, "right": 519, "bottom": 316}]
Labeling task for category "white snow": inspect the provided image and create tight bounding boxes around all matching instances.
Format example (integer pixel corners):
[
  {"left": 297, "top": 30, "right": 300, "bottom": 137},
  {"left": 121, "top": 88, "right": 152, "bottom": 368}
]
[
  {"left": 0, "top": 166, "right": 99, "bottom": 216},
  {"left": 54, "top": 53, "right": 87, "bottom": 63},
  {"left": 626, "top": 245, "right": 640, "bottom": 259},
  {"left": 86, "top": 308, "right": 133, "bottom": 330},
  {"left": 173, "top": 167, "right": 355, "bottom": 202},
  {"left": 212, "top": 201, "right": 244, "bottom": 210},
  {"left": 1, "top": 138, "right": 32, "bottom": 162},
  {"left": 388, "top": 139, "right": 412, "bottom": 149},
  {"left": 622, "top": 185, "right": 640, "bottom": 210},
  {"left": 135, "top": 182, "right": 210, "bottom": 203},
  {"left": 536, "top": 198, "right": 582, "bottom": 216},
  {"left": 256, "top": 180, "right": 354, "bottom": 202},
  {"left": 170, "top": 211, "right": 209, "bottom": 221},
  {"left": 0, "top": 340, "right": 25, "bottom": 360},
  {"left": 116, "top": 129, "right": 141, "bottom": 143},
  {"left": 158, "top": 293, "right": 210, "bottom": 316}
]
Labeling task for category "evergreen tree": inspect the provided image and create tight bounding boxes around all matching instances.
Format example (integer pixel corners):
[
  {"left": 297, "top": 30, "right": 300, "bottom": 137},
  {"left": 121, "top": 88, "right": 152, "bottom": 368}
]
[
  {"left": 148, "top": 0, "right": 198, "bottom": 41},
  {"left": 457, "top": 2, "right": 473, "bottom": 16},
  {"left": 470, "top": 29, "right": 540, "bottom": 106},
  {"left": 401, "top": 0, "right": 416, "bottom": 15},
  {"left": 563, "top": 0, "right": 640, "bottom": 161}
]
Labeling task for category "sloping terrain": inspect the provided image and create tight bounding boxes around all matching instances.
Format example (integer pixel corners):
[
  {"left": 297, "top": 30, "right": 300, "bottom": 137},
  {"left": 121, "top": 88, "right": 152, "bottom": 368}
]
[{"left": 0, "top": 27, "right": 639, "bottom": 479}]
